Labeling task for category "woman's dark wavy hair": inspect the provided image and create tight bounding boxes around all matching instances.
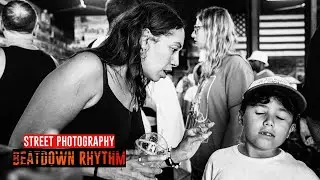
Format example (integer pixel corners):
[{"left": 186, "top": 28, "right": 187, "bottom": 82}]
[
  {"left": 240, "top": 89, "right": 299, "bottom": 123},
  {"left": 1, "top": 0, "right": 37, "bottom": 33},
  {"left": 89, "top": 2, "right": 184, "bottom": 107}
]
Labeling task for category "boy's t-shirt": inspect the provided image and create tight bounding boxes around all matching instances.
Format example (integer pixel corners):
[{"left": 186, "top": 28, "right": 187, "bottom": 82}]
[{"left": 202, "top": 145, "right": 319, "bottom": 180}]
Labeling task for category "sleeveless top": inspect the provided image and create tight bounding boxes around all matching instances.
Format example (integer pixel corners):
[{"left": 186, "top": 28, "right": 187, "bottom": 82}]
[
  {"left": 0, "top": 46, "right": 56, "bottom": 145},
  {"left": 61, "top": 63, "right": 145, "bottom": 150}
]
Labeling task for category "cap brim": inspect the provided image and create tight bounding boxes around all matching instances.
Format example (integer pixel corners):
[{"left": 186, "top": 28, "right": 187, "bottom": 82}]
[{"left": 243, "top": 83, "right": 307, "bottom": 114}]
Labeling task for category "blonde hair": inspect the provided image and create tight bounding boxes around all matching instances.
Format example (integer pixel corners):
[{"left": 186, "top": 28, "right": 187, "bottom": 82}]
[{"left": 196, "top": 6, "right": 237, "bottom": 79}]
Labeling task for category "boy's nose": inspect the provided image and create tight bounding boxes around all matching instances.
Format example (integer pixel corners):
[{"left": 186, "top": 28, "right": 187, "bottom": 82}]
[{"left": 263, "top": 116, "right": 274, "bottom": 127}]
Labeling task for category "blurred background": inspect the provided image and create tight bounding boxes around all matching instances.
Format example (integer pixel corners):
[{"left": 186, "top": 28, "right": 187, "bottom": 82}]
[{"left": 0, "top": 0, "right": 317, "bottom": 86}]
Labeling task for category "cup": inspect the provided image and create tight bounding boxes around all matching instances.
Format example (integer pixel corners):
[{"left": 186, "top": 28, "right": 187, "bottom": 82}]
[{"left": 135, "top": 132, "right": 168, "bottom": 167}]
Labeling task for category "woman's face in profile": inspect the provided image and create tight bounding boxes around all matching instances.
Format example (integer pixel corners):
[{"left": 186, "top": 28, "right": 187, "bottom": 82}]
[
  {"left": 141, "top": 28, "right": 185, "bottom": 82},
  {"left": 191, "top": 18, "right": 206, "bottom": 49}
]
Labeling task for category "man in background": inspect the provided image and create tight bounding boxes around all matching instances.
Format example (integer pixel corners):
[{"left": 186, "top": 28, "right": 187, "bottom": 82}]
[
  {"left": 0, "top": 0, "right": 56, "bottom": 145},
  {"left": 248, "top": 50, "right": 275, "bottom": 80},
  {"left": 87, "top": 0, "right": 141, "bottom": 48}
]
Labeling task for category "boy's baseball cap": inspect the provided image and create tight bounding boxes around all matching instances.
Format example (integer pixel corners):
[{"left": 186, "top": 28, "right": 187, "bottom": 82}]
[
  {"left": 248, "top": 51, "right": 269, "bottom": 67},
  {"left": 243, "top": 76, "right": 307, "bottom": 114}
]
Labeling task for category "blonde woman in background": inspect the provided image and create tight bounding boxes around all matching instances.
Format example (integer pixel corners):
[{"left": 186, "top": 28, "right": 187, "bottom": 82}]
[{"left": 186, "top": 6, "right": 254, "bottom": 179}]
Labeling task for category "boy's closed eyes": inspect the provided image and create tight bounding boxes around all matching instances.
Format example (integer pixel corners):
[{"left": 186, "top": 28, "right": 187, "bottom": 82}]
[{"left": 252, "top": 103, "right": 293, "bottom": 122}]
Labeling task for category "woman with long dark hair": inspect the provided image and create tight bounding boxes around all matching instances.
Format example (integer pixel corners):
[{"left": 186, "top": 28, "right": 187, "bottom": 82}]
[{"left": 10, "top": 2, "right": 213, "bottom": 179}]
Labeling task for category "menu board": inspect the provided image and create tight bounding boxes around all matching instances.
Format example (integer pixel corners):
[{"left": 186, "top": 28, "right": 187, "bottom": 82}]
[{"left": 74, "top": 16, "right": 108, "bottom": 48}]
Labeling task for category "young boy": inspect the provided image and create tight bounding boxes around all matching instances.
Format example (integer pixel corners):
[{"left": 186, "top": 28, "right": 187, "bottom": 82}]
[{"left": 202, "top": 76, "right": 319, "bottom": 180}]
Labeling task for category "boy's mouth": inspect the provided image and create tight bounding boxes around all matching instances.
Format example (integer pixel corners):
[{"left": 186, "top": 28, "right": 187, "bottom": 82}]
[{"left": 259, "top": 131, "right": 275, "bottom": 137}]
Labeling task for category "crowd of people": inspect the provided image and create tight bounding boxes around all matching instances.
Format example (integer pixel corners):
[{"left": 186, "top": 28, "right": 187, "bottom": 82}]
[{"left": 0, "top": 0, "right": 319, "bottom": 180}]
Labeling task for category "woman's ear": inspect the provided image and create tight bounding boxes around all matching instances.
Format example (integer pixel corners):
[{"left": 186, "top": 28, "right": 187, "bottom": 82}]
[{"left": 140, "top": 28, "right": 152, "bottom": 49}]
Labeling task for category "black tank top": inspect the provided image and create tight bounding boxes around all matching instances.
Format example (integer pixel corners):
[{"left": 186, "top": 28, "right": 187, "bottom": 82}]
[
  {"left": 0, "top": 46, "right": 56, "bottom": 145},
  {"left": 61, "top": 63, "right": 145, "bottom": 150}
]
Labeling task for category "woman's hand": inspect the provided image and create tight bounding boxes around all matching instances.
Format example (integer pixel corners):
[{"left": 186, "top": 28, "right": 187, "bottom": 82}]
[
  {"left": 97, "top": 149, "right": 168, "bottom": 180},
  {"left": 170, "top": 122, "right": 215, "bottom": 163}
]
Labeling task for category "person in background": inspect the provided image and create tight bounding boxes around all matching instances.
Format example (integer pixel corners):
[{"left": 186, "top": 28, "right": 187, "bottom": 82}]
[
  {"left": 145, "top": 75, "right": 189, "bottom": 179},
  {"left": 176, "top": 69, "right": 195, "bottom": 120},
  {"left": 9, "top": 2, "right": 213, "bottom": 180},
  {"left": 187, "top": 6, "right": 254, "bottom": 179},
  {"left": 184, "top": 63, "right": 202, "bottom": 116},
  {"left": 180, "top": 50, "right": 205, "bottom": 122},
  {"left": 87, "top": 0, "right": 140, "bottom": 48},
  {"left": 299, "top": 26, "right": 320, "bottom": 176},
  {"left": 302, "top": 26, "right": 320, "bottom": 146},
  {"left": 0, "top": 0, "right": 56, "bottom": 145},
  {"left": 202, "top": 76, "right": 319, "bottom": 180},
  {"left": 247, "top": 50, "right": 275, "bottom": 80},
  {"left": 143, "top": 86, "right": 158, "bottom": 132},
  {"left": 281, "top": 75, "right": 301, "bottom": 90}
]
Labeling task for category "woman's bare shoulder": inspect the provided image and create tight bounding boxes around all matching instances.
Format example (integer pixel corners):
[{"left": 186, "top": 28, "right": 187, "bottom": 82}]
[
  {"left": 54, "top": 51, "right": 104, "bottom": 81},
  {"left": 64, "top": 51, "right": 103, "bottom": 72}
]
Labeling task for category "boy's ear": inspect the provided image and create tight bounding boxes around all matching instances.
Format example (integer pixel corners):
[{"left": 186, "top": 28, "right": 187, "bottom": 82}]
[{"left": 287, "top": 124, "right": 296, "bottom": 138}]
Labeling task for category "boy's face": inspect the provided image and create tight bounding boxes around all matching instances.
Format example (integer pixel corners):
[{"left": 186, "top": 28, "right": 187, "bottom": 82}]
[{"left": 242, "top": 97, "right": 295, "bottom": 152}]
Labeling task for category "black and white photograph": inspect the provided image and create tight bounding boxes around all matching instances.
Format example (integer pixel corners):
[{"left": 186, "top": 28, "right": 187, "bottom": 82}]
[{"left": 0, "top": 0, "right": 319, "bottom": 179}]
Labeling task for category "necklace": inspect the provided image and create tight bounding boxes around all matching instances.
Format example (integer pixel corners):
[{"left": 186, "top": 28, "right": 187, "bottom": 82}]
[
  {"left": 132, "top": 98, "right": 138, "bottom": 112},
  {"left": 196, "top": 75, "right": 216, "bottom": 122}
]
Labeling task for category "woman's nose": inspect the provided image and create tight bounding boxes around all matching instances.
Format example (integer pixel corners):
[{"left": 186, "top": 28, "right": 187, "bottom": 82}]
[{"left": 171, "top": 53, "right": 179, "bottom": 67}]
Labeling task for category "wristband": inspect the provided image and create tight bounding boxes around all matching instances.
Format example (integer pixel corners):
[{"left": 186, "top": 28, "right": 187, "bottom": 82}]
[{"left": 165, "top": 148, "right": 181, "bottom": 169}]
